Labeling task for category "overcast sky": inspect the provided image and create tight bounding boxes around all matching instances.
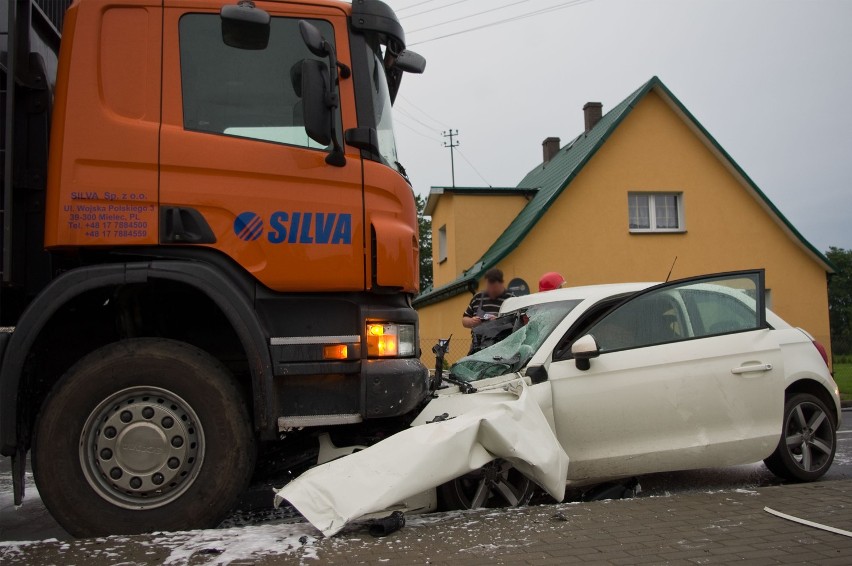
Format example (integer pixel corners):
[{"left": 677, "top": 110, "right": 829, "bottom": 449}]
[{"left": 387, "top": 0, "right": 852, "bottom": 253}]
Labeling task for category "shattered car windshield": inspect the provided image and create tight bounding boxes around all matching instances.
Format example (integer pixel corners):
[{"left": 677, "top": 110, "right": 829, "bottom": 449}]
[{"left": 451, "top": 300, "right": 582, "bottom": 382}]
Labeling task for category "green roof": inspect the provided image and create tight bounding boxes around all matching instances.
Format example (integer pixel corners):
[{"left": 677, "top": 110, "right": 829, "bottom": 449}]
[{"left": 413, "top": 76, "right": 834, "bottom": 308}]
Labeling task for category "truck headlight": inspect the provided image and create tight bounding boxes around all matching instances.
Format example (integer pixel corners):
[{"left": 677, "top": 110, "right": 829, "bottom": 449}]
[{"left": 366, "top": 323, "right": 416, "bottom": 358}]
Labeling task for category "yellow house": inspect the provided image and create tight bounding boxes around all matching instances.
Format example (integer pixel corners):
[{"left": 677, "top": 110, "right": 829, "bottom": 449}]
[{"left": 415, "top": 77, "right": 834, "bottom": 364}]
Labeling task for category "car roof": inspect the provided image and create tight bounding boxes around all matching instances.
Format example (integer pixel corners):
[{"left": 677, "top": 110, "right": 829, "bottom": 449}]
[{"left": 500, "top": 282, "right": 658, "bottom": 313}]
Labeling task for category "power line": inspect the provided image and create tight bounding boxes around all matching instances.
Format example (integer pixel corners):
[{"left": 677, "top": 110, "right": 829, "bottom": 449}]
[
  {"left": 409, "top": 0, "right": 595, "bottom": 46},
  {"left": 401, "top": 0, "right": 473, "bottom": 19},
  {"left": 396, "top": 0, "right": 442, "bottom": 13},
  {"left": 457, "top": 148, "right": 492, "bottom": 187},
  {"left": 398, "top": 95, "right": 446, "bottom": 130},
  {"left": 395, "top": 113, "right": 439, "bottom": 138},
  {"left": 395, "top": 107, "right": 441, "bottom": 133},
  {"left": 395, "top": 116, "right": 440, "bottom": 141},
  {"left": 408, "top": 0, "right": 530, "bottom": 34}
]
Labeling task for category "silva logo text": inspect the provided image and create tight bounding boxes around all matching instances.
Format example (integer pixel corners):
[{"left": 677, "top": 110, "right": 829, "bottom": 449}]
[{"left": 234, "top": 211, "right": 352, "bottom": 245}]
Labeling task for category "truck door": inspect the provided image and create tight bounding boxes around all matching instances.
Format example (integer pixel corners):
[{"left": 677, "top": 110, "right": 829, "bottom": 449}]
[{"left": 159, "top": 3, "right": 364, "bottom": 292}]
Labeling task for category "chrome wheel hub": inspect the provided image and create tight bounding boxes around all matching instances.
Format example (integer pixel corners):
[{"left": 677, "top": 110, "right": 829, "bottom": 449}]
[{"left": 79, "top": 387, "right": 205, "bottom": 509}]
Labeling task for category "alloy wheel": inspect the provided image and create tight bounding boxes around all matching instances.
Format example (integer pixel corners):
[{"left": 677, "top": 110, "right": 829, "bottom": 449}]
[{"left": 784, "top": 401, "right": 833, "bottom": 473}]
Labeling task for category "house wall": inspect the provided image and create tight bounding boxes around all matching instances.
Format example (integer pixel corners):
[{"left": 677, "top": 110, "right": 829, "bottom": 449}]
[
  {"left": 417, "top": 89, "right": 831, "bottom": 364},
  {"left": 430, "top": 193, "right": 529, "bottom": 287},
  {"left": 492, "top": 90, "right": 832, "bottom": 358}
]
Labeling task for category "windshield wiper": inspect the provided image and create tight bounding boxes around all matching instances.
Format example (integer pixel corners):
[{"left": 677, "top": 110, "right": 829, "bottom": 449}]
[{"left": 442, "top": 376, "right": 477, "bottom": 394}]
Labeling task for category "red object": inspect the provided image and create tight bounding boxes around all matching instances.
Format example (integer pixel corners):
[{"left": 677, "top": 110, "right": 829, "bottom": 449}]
[
  {"left": 812, "top": 341, "right": 830, "bottom": 367},
  {"left": 539, "top": 272, "right": 566, "bottom": 292}
]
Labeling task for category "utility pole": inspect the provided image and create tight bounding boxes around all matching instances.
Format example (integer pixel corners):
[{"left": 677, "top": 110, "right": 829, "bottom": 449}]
[{"left": 442, "top": 129, "right": 459, "bottom": 188}]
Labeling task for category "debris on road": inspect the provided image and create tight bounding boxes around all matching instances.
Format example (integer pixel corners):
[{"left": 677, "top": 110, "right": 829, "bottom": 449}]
[{"left": 764, "top": 506, "right": 852, "bottom": 537}]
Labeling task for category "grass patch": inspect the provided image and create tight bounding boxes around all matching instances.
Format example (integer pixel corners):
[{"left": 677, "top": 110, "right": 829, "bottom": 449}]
[{"left": 834, "top": 363, "right": 852, "bottom": 402}]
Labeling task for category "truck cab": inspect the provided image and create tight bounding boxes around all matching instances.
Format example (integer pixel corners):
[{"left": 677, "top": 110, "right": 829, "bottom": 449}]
[{"left": 1, "top": 0, "right": 428, "bottom": 536}]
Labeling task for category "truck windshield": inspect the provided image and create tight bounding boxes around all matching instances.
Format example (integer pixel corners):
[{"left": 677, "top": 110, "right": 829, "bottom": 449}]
[{"left": 365, "top": 43, "right": 400, "bottom": 171}]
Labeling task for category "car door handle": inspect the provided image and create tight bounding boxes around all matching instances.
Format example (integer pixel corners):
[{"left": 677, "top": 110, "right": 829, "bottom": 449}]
[{"left": 731, "top": 363, "right": 773, "bottom": 375}]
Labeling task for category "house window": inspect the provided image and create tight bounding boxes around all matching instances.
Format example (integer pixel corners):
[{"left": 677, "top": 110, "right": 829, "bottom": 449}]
[
  {"left": 628, "top": 192, "right": 685, "bottom": 232},
  {"left": 438, "top": 225, "right": 447, "bottom": 263}
]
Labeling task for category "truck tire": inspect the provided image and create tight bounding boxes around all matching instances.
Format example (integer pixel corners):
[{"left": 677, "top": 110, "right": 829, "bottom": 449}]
[
  {"left": 32, "top": 338, "right": 255, "bottom": 537},
  {"left": 763, "top": 392, "right": 836, "bottom": 482}
]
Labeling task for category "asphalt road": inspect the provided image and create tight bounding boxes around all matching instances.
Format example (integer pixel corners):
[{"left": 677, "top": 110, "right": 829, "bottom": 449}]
[{"left": 2, "top": 408, "right": 850, "bottom": 543}]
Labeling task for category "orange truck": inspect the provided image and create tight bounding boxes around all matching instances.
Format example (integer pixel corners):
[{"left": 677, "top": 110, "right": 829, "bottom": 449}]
[{"left": 0, "top": 0, "right": 428, "bottom": 535}]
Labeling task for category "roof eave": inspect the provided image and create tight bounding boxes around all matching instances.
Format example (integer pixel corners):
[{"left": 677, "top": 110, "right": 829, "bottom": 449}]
[{"left": 412, "top": 276, "right": 475, "bottom": 308}]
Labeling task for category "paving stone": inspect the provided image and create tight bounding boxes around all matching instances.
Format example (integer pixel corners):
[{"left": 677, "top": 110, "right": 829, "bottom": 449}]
[{"left": 2, "top": 479, "right": 852, "bottom": 565}]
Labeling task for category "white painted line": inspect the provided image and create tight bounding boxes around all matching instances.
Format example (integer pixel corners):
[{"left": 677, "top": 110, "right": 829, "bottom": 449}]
[{"left": 764, "top": 507, "right": 852, "bottom": 538}]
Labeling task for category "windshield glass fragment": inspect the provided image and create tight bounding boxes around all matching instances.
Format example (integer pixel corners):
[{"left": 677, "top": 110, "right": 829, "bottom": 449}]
[{"left": 452, "top": 300, "right": 582, "bottom": 382}]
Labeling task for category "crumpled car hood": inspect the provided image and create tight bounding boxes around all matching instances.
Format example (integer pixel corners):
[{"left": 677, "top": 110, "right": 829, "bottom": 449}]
[{"left": 275, "top": 380, "right": 568, "bottom": 537}]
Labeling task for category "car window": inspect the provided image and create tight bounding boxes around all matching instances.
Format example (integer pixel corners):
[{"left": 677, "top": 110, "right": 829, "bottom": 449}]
[
  {"left": 179, "top": 14, "right": 337, "bottom": 150},
  {"left": 679, "top": 288, "right": 760, "bottom": 337},
  {"left": 588, "top": 273, "right": 762, "bottom": 354},
  {"left": 589, "top": 291, "right": 688, "bottom": 353}
]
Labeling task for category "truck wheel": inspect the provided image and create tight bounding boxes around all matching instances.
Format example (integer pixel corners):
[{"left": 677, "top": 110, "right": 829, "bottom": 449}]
[
  {"left": 764, "top": 392, "right": 836, "bottom": 482},
  {"left": 32, "top": 338, "right": 255, "bottom": 537}
]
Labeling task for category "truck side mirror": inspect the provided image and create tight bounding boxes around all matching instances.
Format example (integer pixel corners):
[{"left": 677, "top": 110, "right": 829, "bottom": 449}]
[
  {"left": 297, "top": 20, "right": 346, "bottom": 167},
  {"left": 298, "top": 59, "right": 333, "bottom": 147},
  {"left": 299, "top": 20, "right": 329, "bottom": 57},
  {"left": 393, "top": 50, "right": 426, "bottom": 74},
  {"left": 220, "top": 1, "right": 270, "bottom": 50},
  {"left": 571, "top": 334, "right": 600, "bottom": 371}
]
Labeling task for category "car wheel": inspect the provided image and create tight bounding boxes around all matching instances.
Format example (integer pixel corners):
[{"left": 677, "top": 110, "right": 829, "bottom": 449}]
[
  {"left": 438, "top": 459, "right": 535, "bottom": 510},
  {"left": 32, "top": 338, "right": 255, "bottom": 537},
  {"left": 764, "top": 392, "right": 836, "bottom": 482}
]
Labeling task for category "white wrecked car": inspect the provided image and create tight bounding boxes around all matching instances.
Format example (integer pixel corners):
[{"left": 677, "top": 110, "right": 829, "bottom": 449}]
[{"left": 278, "top": 270, "right": 840, "bottom": 535}]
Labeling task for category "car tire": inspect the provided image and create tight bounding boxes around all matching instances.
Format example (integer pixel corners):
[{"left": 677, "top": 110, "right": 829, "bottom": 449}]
[
  {"left": 438, "top": 459, "right": 535, "bottom": 510},
  {"left": 764, "top": 392, "right": 836, "bottom": 482},
  {"left": 32, "top": 338, "right": 255, "bottom": 537}
]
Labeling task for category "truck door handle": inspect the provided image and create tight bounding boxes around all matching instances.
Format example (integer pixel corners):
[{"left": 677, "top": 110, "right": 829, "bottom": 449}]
[{"left": 731, "top": 363, "right": 773, "bottom": 375}]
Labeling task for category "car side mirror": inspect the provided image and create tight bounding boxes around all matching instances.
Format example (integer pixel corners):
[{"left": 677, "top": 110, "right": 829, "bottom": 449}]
[
  {"left": 220, "top": 1, "right": 270, "bottom": 50},
  {"left": 298, "top": 59, "right": 333, "bottom": 147},
  {"left": 571, "top": 334, "right": 600, "bottom": 371}
]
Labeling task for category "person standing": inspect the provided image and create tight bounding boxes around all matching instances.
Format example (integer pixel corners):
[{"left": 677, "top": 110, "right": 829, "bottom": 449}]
[{"left": 462, "top": 268, "right": 514, "bottom": 354}]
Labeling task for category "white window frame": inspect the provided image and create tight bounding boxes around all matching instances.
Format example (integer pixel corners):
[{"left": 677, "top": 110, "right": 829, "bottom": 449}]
[
  {"left": 438, "top": 225, "right": 448, "bottom": 263},
  {"left": 628, "top": 192, "right": 686, "bottom": 233}
]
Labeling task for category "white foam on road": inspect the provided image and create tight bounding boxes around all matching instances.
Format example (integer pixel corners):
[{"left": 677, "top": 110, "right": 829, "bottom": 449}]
[
  {"left": 0, "top": 524, "right": 324, "bottom": 564},
  {"left": 146, "top": 523, "right": 322, "bottom": 564}
]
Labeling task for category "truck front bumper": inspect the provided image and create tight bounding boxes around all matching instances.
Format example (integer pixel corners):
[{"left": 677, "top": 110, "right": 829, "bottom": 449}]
[{"left": 273, "top": 357, "right": 430, "bottom": 430}]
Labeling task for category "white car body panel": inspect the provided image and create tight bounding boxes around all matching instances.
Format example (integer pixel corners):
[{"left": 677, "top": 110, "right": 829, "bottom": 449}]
[
  {"left": 276, "top": 382, "right": 568, "bottom": 537},
  {"left": 547, "top": 329, "right": 784, "bottom": 480}
]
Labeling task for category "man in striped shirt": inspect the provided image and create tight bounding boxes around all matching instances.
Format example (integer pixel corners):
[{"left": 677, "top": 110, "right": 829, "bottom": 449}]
[{"left": 462, "top": 268, "right": 514, "bottom": 354}]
